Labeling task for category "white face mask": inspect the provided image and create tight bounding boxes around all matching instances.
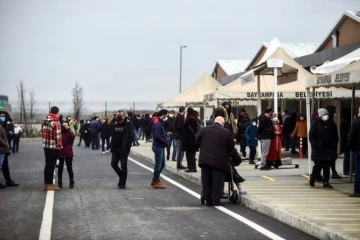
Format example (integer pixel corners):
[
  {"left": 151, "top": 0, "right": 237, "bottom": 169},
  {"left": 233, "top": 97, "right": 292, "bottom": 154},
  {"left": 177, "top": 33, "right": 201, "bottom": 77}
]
[
  {"left": 252, "top": 122, "right": 257, "bottom": 126},
  {"left": 300, "top": 117, "right": 304, "bottom": 120},
  {"left": 321, "top": 115, "right": 329, "bottom": 121},
  {"left": 169, "top": 114, "right": 174, "bottom": 118}
]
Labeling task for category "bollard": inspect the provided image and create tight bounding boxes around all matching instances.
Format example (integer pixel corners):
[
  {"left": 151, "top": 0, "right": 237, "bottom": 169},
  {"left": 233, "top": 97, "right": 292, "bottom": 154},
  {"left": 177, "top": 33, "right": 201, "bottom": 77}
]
[{"left": 299, "top": 137, "right": 303, "bottom": 159}]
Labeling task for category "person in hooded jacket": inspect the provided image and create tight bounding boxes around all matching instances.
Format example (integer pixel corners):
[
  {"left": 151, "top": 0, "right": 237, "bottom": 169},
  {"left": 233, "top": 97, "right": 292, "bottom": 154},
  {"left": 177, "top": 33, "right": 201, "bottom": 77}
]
[
  {"left": 237, "top": 111, "right": 250, "bottom": 157},
  {"left": 83, "top": 120, "right": 92, "bottom": 148},
  {"left": 309, "top": 108, "right": 338, "bottom": 188},
  {"left": 109, "top": 110, "right": 134, "bottom": 189},
  {"left": 150, "top": 109, "right": 168, "bottom": 189},
  {"left": 292, "top": 113, "right": 308, "bottom": 157},
  {"left": 245, "top": 117, "right": 258, "bottom": 165},
  {"left": 57, "top": 122, "right": 75, "bottom": 188},
  {"left": 325, "top": 105, "right": 342, "bottom": 179}
]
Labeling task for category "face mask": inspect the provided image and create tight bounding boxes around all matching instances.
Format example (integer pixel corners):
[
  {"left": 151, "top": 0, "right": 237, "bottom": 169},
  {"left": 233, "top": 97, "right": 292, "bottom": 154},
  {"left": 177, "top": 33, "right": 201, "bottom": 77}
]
[
  {"left": 0, "top": 117, "right": 5, "bottom": 122},
  {"left": 117, "top": 116, "right": 124, "bottom": 121},
  {"left": 300, "top": 117, "right": 304, "bottom": 120},
  {"left": 169, "top": 114, "right": 174, "bottom": 118},
  {"left": 87, "top": 121, "right": 90, "bottom": 124},
  {"left": 321, "top": 115, "right": 329, "bottom": 121},
  {"left": 252, "top": 122, "right": 256, "bottom": 126}
]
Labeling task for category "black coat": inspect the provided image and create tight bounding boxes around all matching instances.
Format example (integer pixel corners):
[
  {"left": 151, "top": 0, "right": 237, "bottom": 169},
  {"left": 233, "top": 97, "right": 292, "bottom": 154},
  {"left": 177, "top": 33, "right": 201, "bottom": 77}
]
[
  {"left": 309, "top": 118, "right": 338, "bottom": 161},
  {"left": 196, "top": 123, "right": 234, "bottom": 173},
  {"left": 174, "top": 113, "right": 185, "bottom": 140},
  {"left": 348, "top": 117, "right": 360, "bottom": 152},
  {"left": 181, "top": 116, "right": 198, "bottom": 152},
  {"left": 257, "top": 114, "right": 273, "bottom": 140}
]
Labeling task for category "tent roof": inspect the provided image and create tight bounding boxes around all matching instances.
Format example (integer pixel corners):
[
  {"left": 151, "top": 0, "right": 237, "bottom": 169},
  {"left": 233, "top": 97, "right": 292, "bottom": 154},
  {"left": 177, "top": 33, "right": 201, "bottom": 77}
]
[
  {"left": 310, "top": 47, "right": 360, "bottom": 74},
  {"left": 215, "top": 60, "right": 250, "bottom": 75},
  {"left": 162, "top": 73, "right": 222, "bottom": 106}
]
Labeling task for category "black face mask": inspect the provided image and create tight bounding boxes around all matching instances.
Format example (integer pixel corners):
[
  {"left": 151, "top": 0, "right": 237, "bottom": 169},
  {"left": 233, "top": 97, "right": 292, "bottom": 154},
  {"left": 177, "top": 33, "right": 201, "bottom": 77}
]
[{"left": 117, "top": 116, "right": 124, "bottom": 122}]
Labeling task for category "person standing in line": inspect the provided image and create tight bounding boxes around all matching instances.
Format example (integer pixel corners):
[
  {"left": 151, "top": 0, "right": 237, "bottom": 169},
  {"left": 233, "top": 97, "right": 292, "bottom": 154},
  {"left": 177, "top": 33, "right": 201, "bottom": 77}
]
[
  {"left": 5, "top": 120, "right": 14, "bottom": 154},
  {"left": 12, "top": 122, "right": 22, "bottom": 153},
  {"left": 325, "top": 105, "right": 342, "bottom": 179},
  {"left": 196, "top": 116, "right": 234, "bottom": 206},
  {"left": 100, "top": 118, "right": 111, "bottom": 154},
  {"left": 221, "top": 101, "right": 236, "bottom": 139},
  {"left": 0, "top": 123, "right": 10, "bottom": 188},
  {"left": 139, "top": 114, "right": 145, "bottom": 140},
  {"left": 281, "top": 110, "right": 292, "bottom": 151},
  {"left": 164, "top": 110, "right": 177, "bottom": 161},
  {"left": 128, "top": 112, "right": 140, "bottom": 146},
  {"left": 150, "top": 109, "right": 168, "bottom": 189},
  {"left": 57, "top": 122, "right": 75, "bottom": 188},
  {"left": 257, "top": 107, "right": 274, "bottom": 170},
  {"left": 340, "top": 110, "right": 352, "bottom": 178},
  {"left": 41, "top": 106, "right": 63, "bottom": 191},
  {"left": 245, "top": 117, "right": 258, "bottom": 165},
  {"left": 309, "top": 108, "right": 338, "bottom": 188},
  {"left": 0, "top": 111, "right": 19, "bottom": 187},
  {"left": 77, "top": 120, "right": 84, "bottom": 146},
  {"left": 109, "top": 110, "right": 134, "bottom": 189},
  {"left": 291, "top": 113, "right": 308, "bottom": 157},
  {"left": 90, "top": 116, "right": 101, "bottom": 150},
  {"left": 237, "top": 111, "right": 250, "bottom": 157},
  {"left": 182, "top": 107, "right": 199, "bottom": 173},
  {"left": 266, "top": 116, "right": 282, "bottom": 168},
  {"left": 347, "top": 106, "right": 360, "bottom": 197},
  {"left": 66, "top": 115, "right": 78, "bottom": 135},
  {"left": 174, "top": 106, "right": 187, "bottom": 169},
  {"left": 83, "top": 120, "right": 92, "bottom": 148},
  {"left": 143, "top": 113, "right": 152, "bottom": 143}
]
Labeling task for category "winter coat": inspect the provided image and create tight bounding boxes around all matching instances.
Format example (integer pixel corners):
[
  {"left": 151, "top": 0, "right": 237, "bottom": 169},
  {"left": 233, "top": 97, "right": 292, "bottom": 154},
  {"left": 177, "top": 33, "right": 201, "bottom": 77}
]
[
  {"left": 309, "top": 118, "right": 338, "bottom": 161},
  {"left": 292, "top": 119, "right": 307, "bottom": 138},
  {"left": 109, "top": 117, "right": 134, "bottom": 151},
  {"left": 348, "top": 117, "right": 360, "bottom": 152},
  {"left": 257, "top": 114, "right": 274, "bottom": 140},
  {"left": 282, "top": 113, "right": 296, "bottom": 134},
  {"left": 267, "top": 122, "right": 282, "bottom": 161},
  {"left": 245, "top": 124, "right": 258, "bottom": 148},
  {"left": 151, "top": 117, "right": 168, "bottom": 148},
  {"left": 174, "top": 113, "right": 185, "bottom": 140},
  {"left": 164, "top": 117, "right": 176, "bottom": 135},
  {"left": 196, "top": 122, "right": 234, "bottom": 173},
  {"left": 182, "top": 116, "right": 198, "bottom": 152},
  {"left": 58, "top": 128, "right": 75, "bottom": 158},
  {"left": 100, "top": 122, "right": 111, "bottom": 138},
  {"left": 41, "top": 113, "right": 63, "bottom": 150},
  {"left": 0, "top": 125, "right": 10, "bottom": 154},
  {"left": 236, "top": 116, "right": 250, "bottom": 146}
]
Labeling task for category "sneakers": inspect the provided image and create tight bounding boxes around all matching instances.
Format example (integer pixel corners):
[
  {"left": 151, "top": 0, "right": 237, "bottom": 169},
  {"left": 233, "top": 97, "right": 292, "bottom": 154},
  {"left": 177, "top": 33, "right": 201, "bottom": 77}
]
[
  {"left": 6, "top": 180, "right": 19, "bottom": 187},
  {"left": 249, "top": 160, "right": 255, "bottom": 165},
  {"left": 185, "top": 169, "right": 197, "bottom": 173},
  {"left": 45, "top": 184, "right": 60, "bottom": 191},
  {"left": 69, "top": 180, "right": 74, "bottom": 188},
  {"left": 102, "top": 151, "right": 106, "bottom": 154},
  {"left": 152, "top": 179, "right": 166, "bottom": 189}
]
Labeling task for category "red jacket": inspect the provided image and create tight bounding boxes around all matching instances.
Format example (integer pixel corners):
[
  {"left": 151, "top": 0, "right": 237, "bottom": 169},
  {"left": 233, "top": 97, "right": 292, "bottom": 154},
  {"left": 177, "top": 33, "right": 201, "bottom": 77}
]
[{"left": 58, "top": 128, "right": 75, "bottom": 158}]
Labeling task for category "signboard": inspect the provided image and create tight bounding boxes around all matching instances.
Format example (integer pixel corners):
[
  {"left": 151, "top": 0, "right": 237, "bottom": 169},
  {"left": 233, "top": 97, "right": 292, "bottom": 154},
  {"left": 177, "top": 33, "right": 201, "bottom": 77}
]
[
  {"left": 306, "top": 70, "right": 360, "bottom": 88},
  {"left": 0, "top": 100, "right": 4, "bottom": 109},
  {"left": 267, "top": 58, "right": 284, "bottom": 68}
]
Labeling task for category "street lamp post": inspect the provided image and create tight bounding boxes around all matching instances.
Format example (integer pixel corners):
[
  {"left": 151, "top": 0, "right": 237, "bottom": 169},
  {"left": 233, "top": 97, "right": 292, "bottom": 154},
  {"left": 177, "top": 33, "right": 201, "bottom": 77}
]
[{"left": 179, "top": 45, "right": 187, "bottom": 93}]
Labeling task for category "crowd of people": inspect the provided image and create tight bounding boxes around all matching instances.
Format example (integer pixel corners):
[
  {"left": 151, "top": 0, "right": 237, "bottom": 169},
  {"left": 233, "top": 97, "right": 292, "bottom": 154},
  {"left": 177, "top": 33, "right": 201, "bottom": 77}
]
[{"left": 1, "top": 102, "right": 359, "bottom": 201}]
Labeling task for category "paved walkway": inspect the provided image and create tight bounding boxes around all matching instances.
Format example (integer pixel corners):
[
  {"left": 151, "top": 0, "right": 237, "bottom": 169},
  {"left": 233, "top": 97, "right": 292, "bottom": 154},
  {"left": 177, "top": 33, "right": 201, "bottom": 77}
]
[{"left": 130, "top": 139, "right": 360, "bottom": 240}]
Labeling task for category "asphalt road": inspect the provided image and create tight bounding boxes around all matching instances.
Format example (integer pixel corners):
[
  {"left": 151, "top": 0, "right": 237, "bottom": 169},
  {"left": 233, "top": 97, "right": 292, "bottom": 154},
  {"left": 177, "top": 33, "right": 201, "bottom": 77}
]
[{"left": 0, "top": 140, "right": 318, "bottom": 240}]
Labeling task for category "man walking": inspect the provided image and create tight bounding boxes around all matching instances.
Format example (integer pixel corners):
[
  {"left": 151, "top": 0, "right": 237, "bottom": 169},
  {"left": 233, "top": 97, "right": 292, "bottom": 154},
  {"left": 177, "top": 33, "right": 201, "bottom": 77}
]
[
  {"left": 41, "top": 106, "right": 63, "bottom": 191},
  {"left": 109, "top": 110, "right": 134, "bottom": 189}
]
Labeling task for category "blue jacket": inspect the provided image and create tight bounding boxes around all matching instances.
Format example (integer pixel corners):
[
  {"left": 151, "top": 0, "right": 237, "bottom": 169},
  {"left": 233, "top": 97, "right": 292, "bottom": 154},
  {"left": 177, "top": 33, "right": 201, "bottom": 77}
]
[
  {"left": 151, "top": 117, "right": 168, "bottom": 148},
  {"left": 245, "top": 124, "right": 258, "bottom": 147}
]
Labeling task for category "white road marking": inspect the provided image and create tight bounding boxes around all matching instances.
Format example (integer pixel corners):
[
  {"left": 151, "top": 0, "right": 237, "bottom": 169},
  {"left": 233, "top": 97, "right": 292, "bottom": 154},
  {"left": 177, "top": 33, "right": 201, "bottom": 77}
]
[
  {"left": 39, "top": 191, "right": 54, "bottom": 240},
  {"left": 129, "top": 157, "right": 286, "bottom": 240}
]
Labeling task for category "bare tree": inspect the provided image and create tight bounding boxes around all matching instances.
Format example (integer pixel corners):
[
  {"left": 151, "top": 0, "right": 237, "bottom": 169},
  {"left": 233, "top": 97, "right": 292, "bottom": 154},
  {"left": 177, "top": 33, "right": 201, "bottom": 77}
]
[
  {"left": 17, "top": 80, "right": 27, "bottom": 125},
  {"left": 29, "top": 89, "right": 36, "bottom": 121},
  {"left": 72, "top": 82, "right": 84, "bottom": 121}
]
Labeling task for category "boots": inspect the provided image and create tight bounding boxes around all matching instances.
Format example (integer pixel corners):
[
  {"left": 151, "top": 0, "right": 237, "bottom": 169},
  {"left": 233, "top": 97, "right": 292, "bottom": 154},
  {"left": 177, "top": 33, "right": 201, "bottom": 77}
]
[
  {"left": 57, "top": 180, "right": 62, "bottom": 188},
  {"left": 249, "top": 160, "right": 255, "bottom": 165},
  {"left": 323, "top": 182, "right": 333, "bottom": 188},
  {"left": 152, "top": 179, "right": 166, "bottom": 189},
  {"left": 331, "top": 172, "right": 342, "bottom": 179},
  {"left": 69, "top": 180, "right": 74, "bottom": 188},
  {"left": 45, "top": 184, "right": 60, "bottom": 191},
  {"left": 150, "top": 179, "right": 155, "bottom": 187}
]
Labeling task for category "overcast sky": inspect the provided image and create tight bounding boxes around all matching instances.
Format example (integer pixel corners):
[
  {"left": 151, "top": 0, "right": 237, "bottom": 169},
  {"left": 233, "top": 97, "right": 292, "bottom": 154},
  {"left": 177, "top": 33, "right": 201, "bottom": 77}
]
[{"left": 1, "top": 0, "right": 359, "bottom": 103}]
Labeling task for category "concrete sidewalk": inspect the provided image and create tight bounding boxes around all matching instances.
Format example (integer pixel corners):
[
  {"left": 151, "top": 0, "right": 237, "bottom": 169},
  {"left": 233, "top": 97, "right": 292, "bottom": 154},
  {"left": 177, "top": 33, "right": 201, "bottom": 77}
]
[{"left": 130, "top": 140, "right": 360, "bottom": 240}]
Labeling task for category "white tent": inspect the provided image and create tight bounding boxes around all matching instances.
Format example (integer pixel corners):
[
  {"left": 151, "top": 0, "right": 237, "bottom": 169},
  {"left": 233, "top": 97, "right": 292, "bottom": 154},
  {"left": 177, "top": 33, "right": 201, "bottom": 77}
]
[{"left": 160, "top": 72, "right": 222, "bottom": 108}]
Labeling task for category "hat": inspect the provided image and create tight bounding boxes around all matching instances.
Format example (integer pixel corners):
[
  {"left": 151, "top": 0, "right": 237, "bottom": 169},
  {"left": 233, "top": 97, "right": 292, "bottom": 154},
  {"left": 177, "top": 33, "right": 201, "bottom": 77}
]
[
  {"left": 318, "top": 108, "right": 329, "bottom": 118},
  {"left": 221, "top": 101, "right": 230, "bottom": 107}
]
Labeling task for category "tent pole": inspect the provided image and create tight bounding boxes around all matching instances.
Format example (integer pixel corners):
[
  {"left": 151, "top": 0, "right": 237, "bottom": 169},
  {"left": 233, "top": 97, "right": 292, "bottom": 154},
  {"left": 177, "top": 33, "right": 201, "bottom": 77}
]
[
  {"left": 349, "top": 87, "right": 355, "bottom": 183},
  {"left": 306, "top": 87, "right": 312, "bottom": 176}
]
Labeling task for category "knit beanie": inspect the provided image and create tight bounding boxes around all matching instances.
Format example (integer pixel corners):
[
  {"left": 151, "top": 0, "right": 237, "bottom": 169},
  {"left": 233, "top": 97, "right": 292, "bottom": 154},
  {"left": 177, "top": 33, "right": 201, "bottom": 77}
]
[{"left": 317, "top": 108, "right": 329, "bottom": 118}]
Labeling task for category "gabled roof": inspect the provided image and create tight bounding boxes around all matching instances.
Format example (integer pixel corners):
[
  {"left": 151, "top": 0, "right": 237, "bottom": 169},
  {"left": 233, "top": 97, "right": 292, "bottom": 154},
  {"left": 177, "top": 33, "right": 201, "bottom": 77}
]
[
  {"left": 246, "top": 38, "right": 319, "bottom": 70},
  {"left": 315, "top": 10, "right": 360, "bottom": 52},
  {"left": 215, "top": 60, "right": 251, "bottom": 75}
]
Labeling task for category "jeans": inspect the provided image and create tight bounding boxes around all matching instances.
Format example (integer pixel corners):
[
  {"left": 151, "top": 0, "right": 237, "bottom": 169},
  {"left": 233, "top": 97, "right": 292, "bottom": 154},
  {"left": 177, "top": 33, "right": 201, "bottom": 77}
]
[
  {"left": 58, "top": 157, "right": 74, "bottom": 182},
  {"left": 133, "top": 128, "right": 139, "bottom": 145},
  {"left": 111, "top": 148, "right": 130, "bottom": 186},
  {"left": 175, "top": 140, "right": 184, "bottom": 166},
  {"left": 152, "top": 145, "right": 165, "bottom": 180},
  {"left": 0, "top": 153, "right": 4, "bottom": 172},
  {"left": 260, "top": 139, "right": 271, "bottom": 167},
  {"left": 166, "top": 135, "right": 177, "bottom": 160},
  {"left": 44, "top": 149, "right": 59, "bottom": 184},
  {"left": 353, "top": 151, "right": 360, "bottom": 194},
  {"left": 91, "top": 132, "right": 100, "bottom": 149}
]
